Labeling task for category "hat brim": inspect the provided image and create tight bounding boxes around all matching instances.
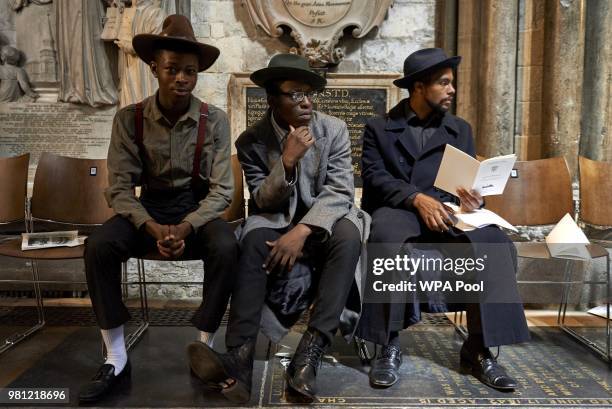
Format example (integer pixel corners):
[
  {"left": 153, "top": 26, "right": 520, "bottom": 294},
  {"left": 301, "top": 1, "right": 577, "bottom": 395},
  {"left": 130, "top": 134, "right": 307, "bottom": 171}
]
[
  {"left": 132, "top": 34, "right": 220, "bottom": 72},
  {"left": 393, "top": 56, "right": 461, "bottom": 88},
  {"left": 250, "top": 66, "right": 327, "bottom": 90}
]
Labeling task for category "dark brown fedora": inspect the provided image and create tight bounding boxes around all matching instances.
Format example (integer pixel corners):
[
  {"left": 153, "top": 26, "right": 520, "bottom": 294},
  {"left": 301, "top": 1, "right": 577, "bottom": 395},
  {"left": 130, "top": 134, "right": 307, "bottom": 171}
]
[{"left": 133, "top": 14, "right": 219, "bottom": 72}]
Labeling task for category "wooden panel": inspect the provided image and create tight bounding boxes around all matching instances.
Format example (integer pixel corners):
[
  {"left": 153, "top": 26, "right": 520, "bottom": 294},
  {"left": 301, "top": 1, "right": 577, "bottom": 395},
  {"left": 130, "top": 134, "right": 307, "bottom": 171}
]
[
  {"left": 0, "top": 153, "right": 29, "bottom": 223},
  {"left": 484, "top": 157, "right": 573, "bottom": 225},
  {"left": 30, "top": 153, "right": 114, "bottom": 225},
  {"left": 579, "top": 156, "right": 612, "bottom": 226}
]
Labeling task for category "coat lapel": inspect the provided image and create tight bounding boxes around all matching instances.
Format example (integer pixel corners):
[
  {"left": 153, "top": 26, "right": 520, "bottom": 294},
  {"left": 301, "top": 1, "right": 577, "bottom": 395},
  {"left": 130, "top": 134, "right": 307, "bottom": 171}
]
[
  {"left": 256, "top": 110, "right": 283, "bottom": 166},
  {"left": 385, "top": 99, "right": 420, "bottom": 160}
]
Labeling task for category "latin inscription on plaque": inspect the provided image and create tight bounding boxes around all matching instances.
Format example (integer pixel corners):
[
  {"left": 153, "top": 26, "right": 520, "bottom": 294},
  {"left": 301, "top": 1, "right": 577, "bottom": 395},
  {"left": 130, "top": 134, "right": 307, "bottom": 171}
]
[
  {"left": 0, "top": 103, "right": 115, "bottom": 163},
  {"left": 246, "top": 86, "right": 387, "bottom": 186},
  {"left": 283, "top": 0, "right": 352, "bottom": 27}
]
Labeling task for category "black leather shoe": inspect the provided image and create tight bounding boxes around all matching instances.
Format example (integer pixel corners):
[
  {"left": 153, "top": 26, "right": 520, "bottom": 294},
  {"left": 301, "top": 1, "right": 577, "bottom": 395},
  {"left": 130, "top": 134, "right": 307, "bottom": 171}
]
[
  {"left": 78, "top": 360, "right": 131, "bottom": 403},
  {"left": 187, "top": 340, "right": 254, "bottom": 404},
  {"left": 460, "top": 342, "right": 518, "bottom": 391},
  {"left": 285, "top": 328, "right": 328, "bottom": 399},
  {"left": 369, "top": 344, "right": 402, "bottom": 387}
]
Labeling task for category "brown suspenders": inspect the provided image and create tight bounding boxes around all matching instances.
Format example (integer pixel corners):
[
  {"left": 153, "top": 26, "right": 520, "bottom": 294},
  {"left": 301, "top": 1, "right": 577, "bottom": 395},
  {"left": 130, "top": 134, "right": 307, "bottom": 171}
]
[{"left": 134, "top": 101, "right": 209, "bottom": 189}]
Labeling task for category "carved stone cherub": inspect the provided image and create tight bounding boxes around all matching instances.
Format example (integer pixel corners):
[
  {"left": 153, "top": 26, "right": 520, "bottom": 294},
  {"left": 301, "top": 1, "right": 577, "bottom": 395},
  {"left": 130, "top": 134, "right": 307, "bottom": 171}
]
[{"left": 0, "top": 45, "right": 40, "bottom": 103}]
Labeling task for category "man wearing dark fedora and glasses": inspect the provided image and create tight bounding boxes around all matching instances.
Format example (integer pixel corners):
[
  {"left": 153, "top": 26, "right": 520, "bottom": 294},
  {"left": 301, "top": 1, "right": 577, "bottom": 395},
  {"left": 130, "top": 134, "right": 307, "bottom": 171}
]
[
  {"left": 356, "top": 48, "right": 529, "bottom": 391},
  {"left": 79, "top": 15, "right": 238, "bottom": 402},
  {"left": 187, "top": 53, "right": 369, "bottom": 403}
]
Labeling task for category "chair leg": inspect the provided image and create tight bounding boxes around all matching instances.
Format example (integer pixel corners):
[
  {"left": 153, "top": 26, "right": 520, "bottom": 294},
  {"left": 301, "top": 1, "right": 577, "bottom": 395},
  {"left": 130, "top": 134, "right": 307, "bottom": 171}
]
[
  {"left": 0, "top": 259, "right": 45, "bottom": 355},
  {"left": 557, "top": 258, "right": 611, "bottom": 363},
  {"left": 124, "top": 258, "right": 149, "bottom": 351},
  {"left": 453, "top": 310, "right": 468, "bottom": 340},
  {"left": 121, "top": 262, "right": 128, "bottom": 300},
  {"left": 557, "top": 259, "right": 573, "bottom": 326}
]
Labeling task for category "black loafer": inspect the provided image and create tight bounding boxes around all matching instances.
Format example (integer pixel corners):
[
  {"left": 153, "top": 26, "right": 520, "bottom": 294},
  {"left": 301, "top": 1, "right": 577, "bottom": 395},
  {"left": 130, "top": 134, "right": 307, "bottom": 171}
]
[
  {"left": 78, "top": 360, "right": 131, "bottom": 403},
  {"left": 460, "top": 343, "right": 517, "bottom": 391},
  {"left": 369, "top": 344, "right": 402, "bottom": 388}
]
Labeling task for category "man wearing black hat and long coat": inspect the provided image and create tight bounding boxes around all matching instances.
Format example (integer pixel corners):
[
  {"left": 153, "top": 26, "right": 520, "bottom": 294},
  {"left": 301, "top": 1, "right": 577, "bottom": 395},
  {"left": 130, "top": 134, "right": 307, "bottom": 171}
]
[
  {"left": 356, "top": 48, "right": 529, "bottom": 391},
  {"left": 79, "top": 15, "right": 238, "bottom": 403},
  {"left": 187, "top": 53, "right": 370, "bottom": 404}
]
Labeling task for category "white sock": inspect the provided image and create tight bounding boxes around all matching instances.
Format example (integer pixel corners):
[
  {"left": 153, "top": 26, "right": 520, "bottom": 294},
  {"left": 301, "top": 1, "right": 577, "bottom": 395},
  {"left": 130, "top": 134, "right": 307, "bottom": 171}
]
[
  {"left": 199, "top": 331, "right": 215, "bottom": 348},
  {"left": 101, "top": 325, "right": 127, "bottom": 374}
]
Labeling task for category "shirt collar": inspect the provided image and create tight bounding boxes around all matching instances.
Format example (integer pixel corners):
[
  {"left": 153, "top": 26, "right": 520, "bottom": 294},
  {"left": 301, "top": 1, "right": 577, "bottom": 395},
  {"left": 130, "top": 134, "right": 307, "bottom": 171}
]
[
  {"left": 270, "top": 110, "right": 288, "bottom": 145},
  {"left": 145, "top": 92, "right": 201, "bottom": 125}
]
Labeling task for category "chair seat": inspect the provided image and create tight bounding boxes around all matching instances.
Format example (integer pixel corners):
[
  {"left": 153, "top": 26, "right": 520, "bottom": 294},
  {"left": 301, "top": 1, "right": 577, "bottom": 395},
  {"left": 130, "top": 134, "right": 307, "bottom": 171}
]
[
  {"left": 0, "top": 238, "right": 85, "bottom": 260},
  {"left": 515, "top": 241, "right": 608, "bottom": 259}
]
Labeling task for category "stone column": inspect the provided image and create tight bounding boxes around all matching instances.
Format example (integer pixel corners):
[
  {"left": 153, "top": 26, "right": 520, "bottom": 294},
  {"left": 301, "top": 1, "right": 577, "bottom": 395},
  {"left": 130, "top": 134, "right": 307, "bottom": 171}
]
[
  {"left": 456, "top": 0, "right": 518, "bottom": 158},
  {"left": 580, "top": 0, "right": 611, "bottom": 162},
  {"left": 476, "top": 0, "right": 519, "bottom": 157},
  {"left": 435, "top": 0, "right": 457, "bottom": 57},
  {"left": 541, "top": 0, "right": 585, "bottom": 177},
  {"left": 456, "top": 0, "right": 481, "bottom": 140},
  {"left": 514, "top": 0, "right": 546, "bottom": 160}
]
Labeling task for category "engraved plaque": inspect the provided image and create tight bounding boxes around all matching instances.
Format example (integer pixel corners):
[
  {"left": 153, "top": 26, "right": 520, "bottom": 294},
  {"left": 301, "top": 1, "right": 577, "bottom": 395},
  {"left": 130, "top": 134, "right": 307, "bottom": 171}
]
[
  {"left": 229, "top": 73, "right": 402, "bottom": 188},
  {"left": 0, "top": 103, "right": 115, "bottom": 168}
]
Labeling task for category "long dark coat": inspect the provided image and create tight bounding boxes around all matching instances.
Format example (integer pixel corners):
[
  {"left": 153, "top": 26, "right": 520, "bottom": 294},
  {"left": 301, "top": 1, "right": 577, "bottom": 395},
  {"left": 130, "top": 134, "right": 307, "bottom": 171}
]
[{"left": 356, "top": 99, "right": 530, "bottom": 348}]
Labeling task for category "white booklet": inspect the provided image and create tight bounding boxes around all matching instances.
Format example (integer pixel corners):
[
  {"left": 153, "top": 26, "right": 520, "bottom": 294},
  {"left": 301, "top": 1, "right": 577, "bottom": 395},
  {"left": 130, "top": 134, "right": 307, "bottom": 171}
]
[
  {"left": 21, "top": 230, "right": 84, "bottom": 251},
  {"left": 434, "top": 144, "right": 516, "bottom": 196},
  {"left": 587, "top": 305, "right": 611, "bottom": 320},
  {"left": 444, "top": 203, "right": 517, "bottom": 232},
  {"left": 545, "top": 214, "right": 591, "bottom": 260}
]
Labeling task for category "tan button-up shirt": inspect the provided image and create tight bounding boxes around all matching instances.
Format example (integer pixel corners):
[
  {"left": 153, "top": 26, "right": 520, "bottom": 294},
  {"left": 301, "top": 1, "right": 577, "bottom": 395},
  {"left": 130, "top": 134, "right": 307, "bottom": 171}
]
[{"left": 105, "top": 93, "right": 233, "bottom": 230}]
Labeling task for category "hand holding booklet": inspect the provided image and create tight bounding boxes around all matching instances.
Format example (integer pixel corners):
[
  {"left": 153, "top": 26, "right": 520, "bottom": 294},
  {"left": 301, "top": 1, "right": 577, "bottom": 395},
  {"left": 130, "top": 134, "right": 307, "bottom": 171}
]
[
  {"left": 21, "top": 230, "right": 85, "bottom": 251},
  {"left": 545, "top": 213, "right": 591, "bottom": 260},
  {"left": 434, "top": 144, "right": 516, "bottom": 196},
  {"left": 444, "top": 203, "right": 517, "bottom": 232}
]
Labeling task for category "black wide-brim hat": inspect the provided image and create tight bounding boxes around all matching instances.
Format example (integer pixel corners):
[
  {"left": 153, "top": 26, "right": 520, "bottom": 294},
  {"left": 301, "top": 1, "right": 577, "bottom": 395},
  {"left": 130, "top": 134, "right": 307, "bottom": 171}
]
[
  {"left": 133, "top": 14, "right": 220, "bottom": 72},
  {"left": 250, "top": 53, "right": 327, "bottom": 90},
  {"left": 393, "top": 48, "right": 461, "bottom": 89}
]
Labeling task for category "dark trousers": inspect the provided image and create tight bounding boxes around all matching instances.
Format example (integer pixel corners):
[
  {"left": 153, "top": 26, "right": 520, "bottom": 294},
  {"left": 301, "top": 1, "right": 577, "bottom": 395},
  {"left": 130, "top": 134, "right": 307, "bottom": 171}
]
[
  {"left": 84, "top": 215, "right": 239, "bottom": 332},
  {"left": 225, "top": 218, "right": 361, "bottom": 348}
]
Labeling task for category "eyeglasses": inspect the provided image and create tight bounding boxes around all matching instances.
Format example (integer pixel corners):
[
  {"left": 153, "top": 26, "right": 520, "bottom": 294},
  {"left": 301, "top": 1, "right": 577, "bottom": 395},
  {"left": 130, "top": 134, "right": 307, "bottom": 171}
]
[{"left": 278, "top": 90, "right": 317, "bottom": 104}]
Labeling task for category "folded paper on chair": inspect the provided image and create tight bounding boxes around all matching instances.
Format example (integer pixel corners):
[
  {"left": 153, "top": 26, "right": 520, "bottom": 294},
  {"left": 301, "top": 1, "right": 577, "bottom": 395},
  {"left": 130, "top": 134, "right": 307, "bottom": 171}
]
[
  {"left": 545, "top": 214, "right": 591, "bottom": 260},
  {"left": 21, "top": 231, "right": 84, "bottom": 251},
  {"left": 434, "top": 144, "right": 516, "bottom": 196}
]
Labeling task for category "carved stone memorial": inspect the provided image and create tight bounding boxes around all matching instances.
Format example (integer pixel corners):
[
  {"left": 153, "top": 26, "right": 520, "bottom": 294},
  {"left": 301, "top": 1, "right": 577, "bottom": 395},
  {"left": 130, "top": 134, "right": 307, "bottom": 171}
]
[{"left": 243, "top": 0, "right": 393, "bottom": 67}]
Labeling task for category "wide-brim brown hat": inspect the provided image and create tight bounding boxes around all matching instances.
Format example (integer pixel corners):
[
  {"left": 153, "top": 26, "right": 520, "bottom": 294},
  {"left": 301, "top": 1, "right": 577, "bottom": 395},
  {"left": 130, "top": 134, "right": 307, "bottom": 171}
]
[
  {"left": 250, "top": 53, "right": 326, "bottom": 90},
  {"left": 133, "top": 14, "right": 219, "bottom": 72},
  {"left": 393, "top": 48, "right": 461, "bottom": 89}
]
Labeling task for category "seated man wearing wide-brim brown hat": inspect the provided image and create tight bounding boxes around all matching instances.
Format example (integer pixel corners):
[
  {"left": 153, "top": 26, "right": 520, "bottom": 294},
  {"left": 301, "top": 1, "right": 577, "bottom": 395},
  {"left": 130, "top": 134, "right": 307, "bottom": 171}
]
[
  {"left": 187, "top": 53, "right": 370, "bottom": 404},
  {"left": 79, "top": 14, "right": 238, "bottom": 403}
]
